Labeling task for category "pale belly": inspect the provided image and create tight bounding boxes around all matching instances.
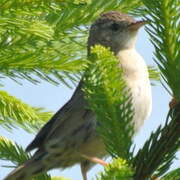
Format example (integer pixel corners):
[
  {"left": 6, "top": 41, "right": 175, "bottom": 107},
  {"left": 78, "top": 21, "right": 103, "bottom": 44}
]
[
  {"left": 117, "top": 49, "right": 152, "bottom": 131},
  {"left": 126, "top": 78, "right": 152, "bottom": 131}
]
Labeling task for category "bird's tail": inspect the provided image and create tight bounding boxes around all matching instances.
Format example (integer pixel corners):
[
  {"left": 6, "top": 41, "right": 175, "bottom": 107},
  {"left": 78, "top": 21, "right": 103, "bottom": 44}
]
[{"left": 4, "top": 157, "right": 48, "bottom": 180}]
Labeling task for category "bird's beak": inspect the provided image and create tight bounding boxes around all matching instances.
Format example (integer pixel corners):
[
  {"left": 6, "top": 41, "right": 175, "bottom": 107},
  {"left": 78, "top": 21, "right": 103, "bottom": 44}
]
[{"left": 128, "top": 20, "right": 148, "bottom": 31}]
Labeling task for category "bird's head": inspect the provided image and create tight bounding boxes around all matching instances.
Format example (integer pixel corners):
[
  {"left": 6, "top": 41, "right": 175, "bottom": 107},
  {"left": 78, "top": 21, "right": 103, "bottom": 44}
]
[{"left": 88, "top": 11, "right": 147, "bottom": 55}]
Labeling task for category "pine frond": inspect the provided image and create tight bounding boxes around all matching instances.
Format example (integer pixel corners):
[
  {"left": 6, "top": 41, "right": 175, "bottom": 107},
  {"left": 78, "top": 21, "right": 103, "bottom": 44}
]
[
  {"left": 162, "top": 168, "right": 180, "bottom": 180},
  {"left": 142, "top": 0, "right": 180, "bottom": 98},
  {"left": 51, "top": 177, "right": 71, "bottom": 180},
  {"left": 0, "top": 0, "right": 143, "bottom": 86},
  {"left": 0, "top": 136, "right": 51, "bottom": 180},
  {"left": 0, "top": 90, "right": 52, "bottom": 133},
  {"left": 148, "top": 66, "right": 160, "bottom": 82},
  {"left": 0, "top": 136, "right": 29, "bottom": 165},
  {"left": 96, "top": 158, "right": 133, "bottom": 180},
  {"left": 83, "top": 45, "right": 134, "bottom": 160},
  {"left": 130, "top": 0, "right": 180, "bottom": 179},
  {"left": 132, "top": 103, "right": 180, "bottom": 179}
]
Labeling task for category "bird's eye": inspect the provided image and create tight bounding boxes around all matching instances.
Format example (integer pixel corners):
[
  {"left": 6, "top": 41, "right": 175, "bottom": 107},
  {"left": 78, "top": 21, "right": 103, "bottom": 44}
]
[{"left": 110, "top": 23, "right": 119, "bottom": 31}]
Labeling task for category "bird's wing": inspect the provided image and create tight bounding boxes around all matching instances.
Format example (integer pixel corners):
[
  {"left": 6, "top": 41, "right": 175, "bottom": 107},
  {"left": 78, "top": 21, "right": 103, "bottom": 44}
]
[{"left": 26, "top": 81, "right": 88, "bottom": 152}]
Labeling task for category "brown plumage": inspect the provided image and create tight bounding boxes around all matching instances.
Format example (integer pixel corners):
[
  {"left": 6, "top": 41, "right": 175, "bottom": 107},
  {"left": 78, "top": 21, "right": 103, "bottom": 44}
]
[{"left": 4, "top": 11, "right": 152, "bottom": 180}]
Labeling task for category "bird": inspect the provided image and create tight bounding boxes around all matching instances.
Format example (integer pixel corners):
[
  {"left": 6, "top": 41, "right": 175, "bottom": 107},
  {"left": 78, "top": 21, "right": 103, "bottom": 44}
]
[{"left": 4, "top": 11, "right": 152, "bottom": 180}]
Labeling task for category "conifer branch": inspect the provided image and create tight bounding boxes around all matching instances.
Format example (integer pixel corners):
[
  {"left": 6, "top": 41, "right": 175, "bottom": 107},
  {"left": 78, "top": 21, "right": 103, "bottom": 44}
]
[
  {"left": 96, "top": 158, "right": 133, "bottom": 180},
  {"left": 0, "top": 0, "right": 143, "bottom": 86},
  {"left": 132, "top": 103, "right": 180, "bottom": 179},
  {"left": 162, "top": 168, "right": 180, "bottom": 180},
  {"left": 0, "top": 137, "right": 69, "bottom": 179},
  {"left": 0, "top": 136, "right": 29, "bottom": 165},
  {"left": 142, "top": 0, "right": 180, "bottom": 98},
  {"left": 0, "top": 90, "right": 52, "bottom": 133},
  {"left": 0, "top": 136, "right": 51, "bottom": 180},
  {"left": 148, "top": 66, "right": 160, "bottom": 82},
  {"left": 83, "top": 45, "right": 134, "bottom": 160},
  {"left": 132, "top": 0, "right": 180, "bottom": 179}
]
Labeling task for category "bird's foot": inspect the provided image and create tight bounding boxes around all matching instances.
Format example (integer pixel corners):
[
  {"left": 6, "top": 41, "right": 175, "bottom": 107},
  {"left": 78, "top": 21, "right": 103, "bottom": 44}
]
[
  {"left": 169, "top": 98, "right": 177, "bottom": 108},
  {"left": 81, "top": 154, "right": 108, "bottom": 166}
]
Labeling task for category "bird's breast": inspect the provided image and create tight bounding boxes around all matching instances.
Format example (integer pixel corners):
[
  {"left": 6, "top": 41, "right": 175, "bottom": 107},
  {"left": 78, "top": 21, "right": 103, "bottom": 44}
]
[{"left": 117, "top": 49, "right": 152, "bottom": 131}]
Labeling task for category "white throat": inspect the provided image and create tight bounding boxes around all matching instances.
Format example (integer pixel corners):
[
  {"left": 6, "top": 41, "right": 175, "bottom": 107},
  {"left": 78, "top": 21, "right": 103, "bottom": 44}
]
[{"left": 116, "top": 31, "right": 138, "bottom": 50}]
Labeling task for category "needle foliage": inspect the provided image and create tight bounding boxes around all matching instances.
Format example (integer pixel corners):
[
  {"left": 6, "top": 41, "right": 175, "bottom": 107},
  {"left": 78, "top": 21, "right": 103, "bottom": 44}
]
[
  {"left": 0, "top": 136, "right": 69, "bottom": 180},
  {"left": 0, "top": 90, "right": 52, "bottom": 133},
  {"left": 83, "top": 45, "right": 134, "bottom": 160}
]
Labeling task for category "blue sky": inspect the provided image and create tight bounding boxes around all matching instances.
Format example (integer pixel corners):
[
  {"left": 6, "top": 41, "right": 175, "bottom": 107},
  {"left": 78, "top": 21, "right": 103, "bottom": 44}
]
[{"left": 0, "top": 28, "right": 179, "bottom": 180}]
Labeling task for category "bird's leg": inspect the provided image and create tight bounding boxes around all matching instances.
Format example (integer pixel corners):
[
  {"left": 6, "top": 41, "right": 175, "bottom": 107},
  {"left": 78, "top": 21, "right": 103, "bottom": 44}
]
[
  {"left": 81, "top": 154, "right": 108, "bottom": 166},
  {"left": 169, "top": 98, "right": 178, "bottom": 108},
  {"left": 80, "top": 161, "right": 89, "bottom": 180},
  {"left": 80, "top": 164, "right": 87, "bottom": 180},
  {"left": 80, "top": 155, "right": 108, "bottom": 180}
]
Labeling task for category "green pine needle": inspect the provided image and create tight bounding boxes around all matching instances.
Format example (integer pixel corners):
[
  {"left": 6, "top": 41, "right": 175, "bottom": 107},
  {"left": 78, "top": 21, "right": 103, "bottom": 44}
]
[
  {"left": 142, "top": 0, "right": 180, "bottom": 99},
  {"left": 162, "top": 168, "right": 180, "bottom": 180},
  {"left": 96, "top": 158, "right": 133, "bottom": 180},
  {"left": 132, "top": 104, "right": 180, "bottom": 179},
  {"left": 148, "top": 66, "right": 160, "bottom": 82},
  {"left": 0, "top": 136, "right": 51, "bottom": 180},
  {"left": 0, "top": 90, "right": 52, "bottom": 133},
  {"left": 83, "top": 45, "right": 134, "bottom": 160},
  {"left": 0, "top": 0, "right": 143, "bottom": 86},
  {"left": 51, "top": 177, "right": 71, "bottom": 180}
]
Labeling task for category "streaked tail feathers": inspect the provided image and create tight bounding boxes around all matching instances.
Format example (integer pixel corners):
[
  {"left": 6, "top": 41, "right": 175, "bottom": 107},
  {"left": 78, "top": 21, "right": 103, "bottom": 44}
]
[{"left": 4, "top": 154, "right": 48, "bottom": 180}]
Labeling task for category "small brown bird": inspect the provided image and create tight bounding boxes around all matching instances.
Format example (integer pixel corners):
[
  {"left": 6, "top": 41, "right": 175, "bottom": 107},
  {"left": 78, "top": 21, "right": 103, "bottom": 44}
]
[{"left": 4, "top": 11, "right": 152, "bottom": 180}]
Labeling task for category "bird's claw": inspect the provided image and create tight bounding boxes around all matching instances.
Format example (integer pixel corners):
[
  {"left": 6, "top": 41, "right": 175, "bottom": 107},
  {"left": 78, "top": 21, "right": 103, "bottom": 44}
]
[{"left": 81, "top": 154, "right": 108, "bottom": 166}]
